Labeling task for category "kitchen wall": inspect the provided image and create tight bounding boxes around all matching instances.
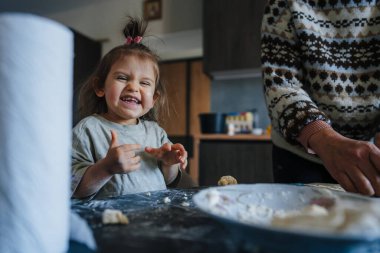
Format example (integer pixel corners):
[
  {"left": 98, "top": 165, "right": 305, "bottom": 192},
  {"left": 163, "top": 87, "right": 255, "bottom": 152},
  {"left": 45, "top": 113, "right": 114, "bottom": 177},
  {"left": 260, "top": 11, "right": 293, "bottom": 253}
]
[
  {"left": 44, "top": 0, "right": 270, "bottom": 130},
  {"left": 211, "top": 77, "right": 270, "bottom": 129},
  {"left": 46, "top": 0, "right": 202, "bottom": 56}
]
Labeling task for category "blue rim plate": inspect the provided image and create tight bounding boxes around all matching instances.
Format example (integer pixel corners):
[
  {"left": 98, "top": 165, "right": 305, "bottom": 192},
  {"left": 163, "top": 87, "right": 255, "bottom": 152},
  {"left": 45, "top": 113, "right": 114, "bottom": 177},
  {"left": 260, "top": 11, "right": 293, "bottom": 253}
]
[{"left": 193, "top": 184, "right": 380, "bottom": 253}]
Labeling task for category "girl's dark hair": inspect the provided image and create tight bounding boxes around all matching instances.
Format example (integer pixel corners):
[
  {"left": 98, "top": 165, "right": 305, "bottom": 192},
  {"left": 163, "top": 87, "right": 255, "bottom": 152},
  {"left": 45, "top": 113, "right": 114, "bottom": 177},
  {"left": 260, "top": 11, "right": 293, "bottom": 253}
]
[{"left": 77, "top": 16, "right": 168, "bottom": 124}]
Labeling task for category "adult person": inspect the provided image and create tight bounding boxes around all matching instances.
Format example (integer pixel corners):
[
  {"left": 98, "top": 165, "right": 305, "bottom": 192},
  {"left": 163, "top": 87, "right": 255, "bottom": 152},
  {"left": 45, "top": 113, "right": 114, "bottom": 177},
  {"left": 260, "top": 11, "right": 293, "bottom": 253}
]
[{"left": 261, "top": 0, "right": 380, "bottom": 196}]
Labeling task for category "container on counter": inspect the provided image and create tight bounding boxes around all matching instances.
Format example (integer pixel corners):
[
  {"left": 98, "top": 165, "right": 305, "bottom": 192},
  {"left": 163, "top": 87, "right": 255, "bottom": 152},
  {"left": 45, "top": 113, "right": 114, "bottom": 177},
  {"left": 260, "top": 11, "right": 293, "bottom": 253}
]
[
  {"left": 199, "top": 113, "right": 226, "bottom": 134},
  {"left": 225, "top": 111, "right": 258, "bottom": 134}
]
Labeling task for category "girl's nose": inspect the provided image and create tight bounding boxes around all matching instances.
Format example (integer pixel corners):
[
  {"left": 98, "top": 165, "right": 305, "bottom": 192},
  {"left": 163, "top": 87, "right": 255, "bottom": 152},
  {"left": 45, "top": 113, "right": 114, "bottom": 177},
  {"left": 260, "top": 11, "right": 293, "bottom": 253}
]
[{"left": 126, "top": 81, "right": 138, "bottom": 92}]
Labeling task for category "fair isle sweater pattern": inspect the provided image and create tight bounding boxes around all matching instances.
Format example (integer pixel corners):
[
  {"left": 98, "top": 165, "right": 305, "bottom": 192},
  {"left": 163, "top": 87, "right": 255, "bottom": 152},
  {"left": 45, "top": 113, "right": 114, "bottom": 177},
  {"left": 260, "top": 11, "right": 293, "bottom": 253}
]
[{"left": 261, "top": 0, "right": 380, "bottom": 144}]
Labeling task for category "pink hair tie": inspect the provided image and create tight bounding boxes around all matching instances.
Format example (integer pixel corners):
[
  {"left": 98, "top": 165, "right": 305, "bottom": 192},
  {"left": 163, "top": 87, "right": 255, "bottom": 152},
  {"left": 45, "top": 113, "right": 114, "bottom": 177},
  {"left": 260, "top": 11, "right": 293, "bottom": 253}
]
[
  {"left": 134, "top": 36, "right": 142, "bottom": 44},
  {"left": 125, "top": 36, "right": 142, "bottom": 45}
]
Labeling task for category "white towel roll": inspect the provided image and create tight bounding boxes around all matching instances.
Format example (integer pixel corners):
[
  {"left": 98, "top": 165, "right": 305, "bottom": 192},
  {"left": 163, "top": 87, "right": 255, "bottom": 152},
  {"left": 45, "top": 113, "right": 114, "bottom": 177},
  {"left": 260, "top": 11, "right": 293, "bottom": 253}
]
[{"left": 0, "top": 13, "right": 73, "bottom": 253}]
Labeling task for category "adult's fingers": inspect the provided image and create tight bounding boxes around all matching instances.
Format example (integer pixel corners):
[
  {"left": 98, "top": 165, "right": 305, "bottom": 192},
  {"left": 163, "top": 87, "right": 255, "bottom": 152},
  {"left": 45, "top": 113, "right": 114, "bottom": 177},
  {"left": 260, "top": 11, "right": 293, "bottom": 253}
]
[
  {"left": 370, "top": 148, "right": 380, "bottom": 172},
  {"left": 336, "top": 172, "right": 358, "bottom": 194},
  {"left": 374, "top": 133, "right": 380, "bottom": 148},
  {"left": 357, "top": 154, "right": 380, "bottom": 196},
  {"left": 368, "top": 150, "right": 380, "bottom": 196},
  {"left": 346, "top": 166, "right": 374, "bottom": 196}
]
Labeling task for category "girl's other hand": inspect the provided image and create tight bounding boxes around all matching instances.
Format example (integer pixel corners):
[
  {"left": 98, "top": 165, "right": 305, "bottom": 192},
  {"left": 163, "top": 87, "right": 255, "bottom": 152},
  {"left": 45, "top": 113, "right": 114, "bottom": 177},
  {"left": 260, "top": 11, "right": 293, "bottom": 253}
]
[
  {"left": 145, "top": 143, "right": 188, "bottom": 169},
  {"left": 104, "top": 130, "right": 141, "bottom": 174}
]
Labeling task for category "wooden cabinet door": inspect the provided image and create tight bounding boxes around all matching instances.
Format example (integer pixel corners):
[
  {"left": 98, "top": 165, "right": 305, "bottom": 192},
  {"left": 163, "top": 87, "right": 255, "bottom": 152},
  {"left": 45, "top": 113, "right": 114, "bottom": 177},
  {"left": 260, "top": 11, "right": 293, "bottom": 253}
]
[
  {"left": 159, "top": 60, "right": 211, "bottom": 136},
  {"left": 199, "top": 140, "right": 273, "bottom": 186},
  {"left": 159, "top": 60, "right": 211, "bottom": 183},
  {"left": 189, "top": 60, "right": 211, "bottom": 136},
  {"left": 159, "top": 61, "right": 187, "bottom": 136},
  {"left": 203, "top": 0, "right": 266, "bottom": 74}
]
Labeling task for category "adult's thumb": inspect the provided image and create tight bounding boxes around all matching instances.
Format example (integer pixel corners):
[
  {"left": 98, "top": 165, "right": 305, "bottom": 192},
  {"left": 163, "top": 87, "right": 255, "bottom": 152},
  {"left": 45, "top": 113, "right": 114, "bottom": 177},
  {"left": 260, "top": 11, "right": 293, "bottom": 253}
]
[{"left": 110, "top": 130, "right": 118, "bottom": 148}]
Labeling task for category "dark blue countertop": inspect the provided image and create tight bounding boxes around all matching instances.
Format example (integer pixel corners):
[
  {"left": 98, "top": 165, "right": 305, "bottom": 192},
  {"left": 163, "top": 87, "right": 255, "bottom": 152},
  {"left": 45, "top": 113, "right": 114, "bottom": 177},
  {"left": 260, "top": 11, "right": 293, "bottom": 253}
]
[{"left": 71, "top": 188, "right": 259, "bottom": 253}]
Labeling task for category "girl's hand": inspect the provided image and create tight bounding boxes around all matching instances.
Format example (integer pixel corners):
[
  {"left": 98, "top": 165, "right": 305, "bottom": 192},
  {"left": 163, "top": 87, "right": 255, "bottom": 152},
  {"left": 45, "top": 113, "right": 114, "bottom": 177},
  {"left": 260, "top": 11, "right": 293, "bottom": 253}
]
[
  {"left": 309, "top": 128, "right": 380, "bottom": 196},
  {"left": 104, "top": 130, "right": 141, "bottom": 174},
  {"left": 145, "top": 143, "right": 188, "bottom": 169}
]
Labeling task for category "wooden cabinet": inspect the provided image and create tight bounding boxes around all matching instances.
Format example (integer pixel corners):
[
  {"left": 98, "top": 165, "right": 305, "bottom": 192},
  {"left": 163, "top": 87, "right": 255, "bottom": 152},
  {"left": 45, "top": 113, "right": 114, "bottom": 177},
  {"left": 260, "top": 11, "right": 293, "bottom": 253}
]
[
  {"left": 159, "top": 59, "right": 211, "bottom": 180},
  {"left": 159, "top": 62, "right": 187, "bottom": 135},
  {"left": 189, "top": 61, "right": 211, "bottom": 136},
  {"left": 203, "top": 0, "right": 267, "bottom": 76},
  {"left": 199, "top": 139, "right": 273, "bottom": 186}
]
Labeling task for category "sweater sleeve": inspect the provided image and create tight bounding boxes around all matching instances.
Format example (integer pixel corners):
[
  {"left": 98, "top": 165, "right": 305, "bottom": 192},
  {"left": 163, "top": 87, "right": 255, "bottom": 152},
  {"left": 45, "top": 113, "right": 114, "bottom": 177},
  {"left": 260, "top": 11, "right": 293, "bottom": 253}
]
[
  {"left": 297, "top": 120, "right": 332, "bottom": 153},
  {"left": 261, "top": 0, "right": 330, "bottom": 143}
]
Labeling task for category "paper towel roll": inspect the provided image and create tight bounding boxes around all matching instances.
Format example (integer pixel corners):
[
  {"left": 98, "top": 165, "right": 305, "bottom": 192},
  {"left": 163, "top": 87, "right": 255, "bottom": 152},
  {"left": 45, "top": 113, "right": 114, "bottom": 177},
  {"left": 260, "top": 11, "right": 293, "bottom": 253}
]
[{"left": 0, "top": 13, "right": 73, "bottom": 253}]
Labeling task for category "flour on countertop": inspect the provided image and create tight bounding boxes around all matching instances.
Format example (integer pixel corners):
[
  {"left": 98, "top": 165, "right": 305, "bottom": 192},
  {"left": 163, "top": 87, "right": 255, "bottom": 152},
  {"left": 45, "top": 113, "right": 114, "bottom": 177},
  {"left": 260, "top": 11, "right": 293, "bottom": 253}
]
[{"left": 181, "top": 202, "right": 190, "bottom": 207}]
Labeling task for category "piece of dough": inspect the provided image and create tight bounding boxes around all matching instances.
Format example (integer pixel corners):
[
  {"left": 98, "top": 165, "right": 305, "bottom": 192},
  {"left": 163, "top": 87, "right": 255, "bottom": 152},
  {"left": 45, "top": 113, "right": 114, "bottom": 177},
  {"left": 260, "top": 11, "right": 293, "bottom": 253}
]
[
  {"left": 102, "top": 209, "right": 129, "bottom": 225},
  {"left": 218, "top": 175, "right": 238, "bottom": 186}
]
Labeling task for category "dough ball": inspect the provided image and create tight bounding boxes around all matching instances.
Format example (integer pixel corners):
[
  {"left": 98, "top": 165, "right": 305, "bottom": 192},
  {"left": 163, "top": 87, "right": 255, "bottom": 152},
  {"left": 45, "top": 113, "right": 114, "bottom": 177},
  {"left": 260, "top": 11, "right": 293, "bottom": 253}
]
[
  {"left": 218, "top": 175, "right": 237, "bottom": 186},
  {"left": 102, "top": 209, "right": 129, "bottom": 225}
]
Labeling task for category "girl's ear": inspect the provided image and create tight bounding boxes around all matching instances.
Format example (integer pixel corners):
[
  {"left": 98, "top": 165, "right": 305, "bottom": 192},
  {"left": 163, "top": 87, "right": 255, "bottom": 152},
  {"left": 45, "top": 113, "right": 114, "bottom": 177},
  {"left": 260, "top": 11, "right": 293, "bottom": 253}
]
[
  {"left": 95, "top": 88, "right": 105, "bottom": 97},
  {"left": 92, "top": 77, "right": 105, "bottom": 97},
  {"left": 153, "top": 91, "right": 160, "bottom": 105}
]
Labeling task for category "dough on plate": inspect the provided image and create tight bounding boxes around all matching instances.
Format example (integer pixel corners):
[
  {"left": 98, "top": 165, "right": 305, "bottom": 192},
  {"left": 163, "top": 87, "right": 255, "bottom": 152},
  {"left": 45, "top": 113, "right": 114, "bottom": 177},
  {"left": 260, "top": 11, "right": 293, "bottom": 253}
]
[{"left": 218, "top": 175, "right": 238, "bottom": 186}]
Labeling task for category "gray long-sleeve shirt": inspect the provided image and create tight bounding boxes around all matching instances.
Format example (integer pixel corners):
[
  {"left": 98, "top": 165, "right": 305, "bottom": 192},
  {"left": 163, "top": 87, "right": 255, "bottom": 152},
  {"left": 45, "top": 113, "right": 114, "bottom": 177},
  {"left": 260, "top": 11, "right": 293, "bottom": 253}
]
[{"left": 71, "top": 114, "right": 172, "bottom": 199}]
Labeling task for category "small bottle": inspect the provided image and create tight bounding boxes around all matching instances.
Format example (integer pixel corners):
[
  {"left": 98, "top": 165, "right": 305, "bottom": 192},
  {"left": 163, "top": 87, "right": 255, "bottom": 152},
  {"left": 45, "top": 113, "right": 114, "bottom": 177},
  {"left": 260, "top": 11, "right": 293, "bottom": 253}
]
[{"left": 227, "top": 123, "right": 235, "bottom": 136}]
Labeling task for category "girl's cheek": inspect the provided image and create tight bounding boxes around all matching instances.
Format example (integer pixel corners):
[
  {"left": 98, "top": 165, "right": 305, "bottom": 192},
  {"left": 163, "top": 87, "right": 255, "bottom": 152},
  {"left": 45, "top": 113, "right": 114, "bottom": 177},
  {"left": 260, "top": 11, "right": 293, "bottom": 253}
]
[
  {"left": 145, "top": 90, "right": 156, "bottom": 102},
  {"left": 145, "top": 89, "right": 154, "bottom": 97}
]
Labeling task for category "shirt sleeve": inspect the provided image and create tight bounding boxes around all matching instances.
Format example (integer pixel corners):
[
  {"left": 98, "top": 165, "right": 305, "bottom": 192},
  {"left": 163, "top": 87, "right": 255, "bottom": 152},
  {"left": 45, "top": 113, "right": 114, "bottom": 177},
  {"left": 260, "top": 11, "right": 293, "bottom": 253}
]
[
  {"left": 261, "top": 0, "right": 330, "bottom": 143},
  {"left": 71, "top": 125, "right": 96, "bottom": 197},
  {"left": 158, "top": 125, "right": 171, "bottom": 145}
]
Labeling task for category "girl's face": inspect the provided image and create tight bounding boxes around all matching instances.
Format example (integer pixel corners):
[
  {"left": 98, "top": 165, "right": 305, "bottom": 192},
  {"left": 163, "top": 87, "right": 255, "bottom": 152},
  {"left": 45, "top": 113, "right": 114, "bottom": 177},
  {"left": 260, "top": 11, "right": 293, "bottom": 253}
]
[{"left": 96, "top": 55, "right": 158, "bottom": 125}]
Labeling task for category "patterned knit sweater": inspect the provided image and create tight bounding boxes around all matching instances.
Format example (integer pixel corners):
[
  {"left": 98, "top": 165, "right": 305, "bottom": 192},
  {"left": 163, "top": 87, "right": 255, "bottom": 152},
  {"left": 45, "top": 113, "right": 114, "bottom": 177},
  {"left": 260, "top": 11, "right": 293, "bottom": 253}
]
[{"left": 261, "top": 0, "right": 380, "bottom": 160}]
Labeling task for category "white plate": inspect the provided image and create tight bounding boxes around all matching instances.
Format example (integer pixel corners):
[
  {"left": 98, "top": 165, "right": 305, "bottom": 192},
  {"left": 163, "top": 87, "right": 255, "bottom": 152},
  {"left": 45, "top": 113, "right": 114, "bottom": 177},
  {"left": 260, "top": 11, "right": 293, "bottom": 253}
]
[{"left": 193, "top": 184, "right": 380, "bottom": 253}]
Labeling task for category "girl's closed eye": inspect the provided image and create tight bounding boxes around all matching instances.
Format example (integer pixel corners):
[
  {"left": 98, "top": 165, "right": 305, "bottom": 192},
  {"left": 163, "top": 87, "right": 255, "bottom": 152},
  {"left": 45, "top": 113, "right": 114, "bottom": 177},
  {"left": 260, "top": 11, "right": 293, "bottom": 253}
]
[
  {"left": 140, "top": 81, "right": 152, "bottom": 86},
  {"left": 116, "top": 75, "right": 129, "bottom": 81}
]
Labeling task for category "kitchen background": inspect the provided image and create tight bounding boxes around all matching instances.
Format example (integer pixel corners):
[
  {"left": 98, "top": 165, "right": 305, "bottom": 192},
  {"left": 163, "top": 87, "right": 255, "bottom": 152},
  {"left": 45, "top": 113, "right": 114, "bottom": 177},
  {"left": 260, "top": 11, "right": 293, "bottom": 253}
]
[
  {"left": 0, "top": 0, "right": 269, "bottom": 129},
  {"left": 0, "top": 0, "right": 273, "bottom": 185}
]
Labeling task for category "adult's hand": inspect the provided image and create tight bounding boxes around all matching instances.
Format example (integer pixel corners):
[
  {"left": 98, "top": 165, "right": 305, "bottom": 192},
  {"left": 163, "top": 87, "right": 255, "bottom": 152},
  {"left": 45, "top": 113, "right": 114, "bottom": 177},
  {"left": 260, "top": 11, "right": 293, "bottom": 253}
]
[
  {"left": 309, "top": 128, "right": 380, "bottom": 196},
  {"left": 374, "top": 132, "right": 380, "bottom": 148}
]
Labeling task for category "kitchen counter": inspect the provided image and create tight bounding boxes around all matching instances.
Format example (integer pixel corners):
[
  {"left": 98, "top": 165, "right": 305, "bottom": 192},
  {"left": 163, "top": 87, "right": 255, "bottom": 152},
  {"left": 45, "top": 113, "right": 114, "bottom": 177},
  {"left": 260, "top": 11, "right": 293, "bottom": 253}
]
[
  {"left": 195, "top": 133, "right": 271, "bottom": 141},
  {"left": 190, "top": 134, "right": 272, "bottom": 184},
  {"left": 71, "top": 188, "right": 257, "bottom": 253},
  {"left": 71, "top": 186, "right": 380, "bottom": 253}
]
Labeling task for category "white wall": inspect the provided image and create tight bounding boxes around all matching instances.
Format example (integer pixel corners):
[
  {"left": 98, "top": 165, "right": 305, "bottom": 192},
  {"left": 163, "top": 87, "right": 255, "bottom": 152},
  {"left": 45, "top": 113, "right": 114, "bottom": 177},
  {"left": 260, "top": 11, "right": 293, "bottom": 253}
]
[{"left": 47, "top": 0, "right": 202, "bottom": 58}]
